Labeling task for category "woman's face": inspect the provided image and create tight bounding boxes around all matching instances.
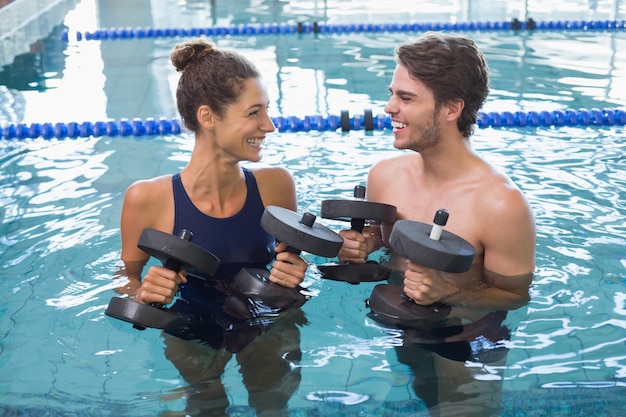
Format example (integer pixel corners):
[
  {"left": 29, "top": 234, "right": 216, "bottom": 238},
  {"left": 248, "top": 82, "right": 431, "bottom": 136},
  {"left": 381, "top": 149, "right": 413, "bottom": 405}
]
[{"left": 213, "top": 77, "right": 276, "bottom": 163}]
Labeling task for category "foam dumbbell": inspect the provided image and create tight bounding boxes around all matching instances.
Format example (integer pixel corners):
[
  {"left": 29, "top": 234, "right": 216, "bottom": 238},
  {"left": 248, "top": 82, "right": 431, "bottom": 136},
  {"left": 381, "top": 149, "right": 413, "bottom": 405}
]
[
  {"left": 317, "top": 185, "right": 397, "bottom": 284},
  {"left": 230, "top": 206, "right": 344, "bottom": 317},
  {"left": 105, "top": 228, "right": 220, "bottom": 330},
  {"left": 367, "top": 209, "right": 475, "bottom": 329}
]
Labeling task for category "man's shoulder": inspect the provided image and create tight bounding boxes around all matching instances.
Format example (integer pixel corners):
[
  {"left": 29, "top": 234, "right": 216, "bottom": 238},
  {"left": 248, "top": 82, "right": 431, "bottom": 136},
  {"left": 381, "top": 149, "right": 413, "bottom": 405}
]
[
  {"left": 371, "top": 153, "right": 416, "bottom": 174},
  {"left": 475, "top": 168, "right": 533, "bottom": 223},
  {"left": 478, "top": 164, "right": 525, "bottom": 200}
]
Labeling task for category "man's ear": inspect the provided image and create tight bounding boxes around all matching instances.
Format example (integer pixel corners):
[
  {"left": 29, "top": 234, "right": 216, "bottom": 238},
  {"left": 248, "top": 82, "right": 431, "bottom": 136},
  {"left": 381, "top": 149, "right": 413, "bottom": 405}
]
[
  {"left": 197, "top": 105, "right": 215, "bottom": 129},
  {"left": 445, "top": 99, "right": 465, "bottom": 122}
]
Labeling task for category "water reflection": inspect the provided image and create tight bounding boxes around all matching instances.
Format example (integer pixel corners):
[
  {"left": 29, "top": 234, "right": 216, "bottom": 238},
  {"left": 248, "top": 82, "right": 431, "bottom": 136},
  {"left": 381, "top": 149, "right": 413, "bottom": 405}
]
[{"left": 0, "top": 25, "right": 67, "bottom": 92}]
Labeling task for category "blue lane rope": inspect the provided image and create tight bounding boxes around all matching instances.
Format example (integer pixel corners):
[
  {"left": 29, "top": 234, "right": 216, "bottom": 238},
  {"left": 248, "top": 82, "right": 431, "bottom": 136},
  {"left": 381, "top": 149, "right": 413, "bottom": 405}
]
[
  {"left": 1, "top": 108, "right": 625, "bottom": 140},
  {"left": 61, "top": 19, "right": 626, "bottom": 41}
]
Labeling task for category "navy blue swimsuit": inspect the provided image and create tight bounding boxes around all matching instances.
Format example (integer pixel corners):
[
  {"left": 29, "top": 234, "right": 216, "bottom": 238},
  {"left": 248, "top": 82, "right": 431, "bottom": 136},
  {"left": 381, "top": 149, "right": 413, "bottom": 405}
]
[
  {"left": 166, "top": 168, "right": 278, "bottom": 344},
  {"left": 172, "top": 167, "right": 275, "bottom": 281}
]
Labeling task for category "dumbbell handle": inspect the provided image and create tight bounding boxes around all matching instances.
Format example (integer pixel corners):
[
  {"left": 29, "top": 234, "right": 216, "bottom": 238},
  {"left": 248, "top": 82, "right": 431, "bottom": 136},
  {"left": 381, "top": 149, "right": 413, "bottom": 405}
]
[
  {"left": 146, "top": 258, "right": 182, "bottom": 310},
  {"left": 351, "top": 185, "right": 367, "bottom": 233},
  {"left": 145, "top": 230, "right": 191, "bottom": 311},
  {"left": 286, "top": 246, "right": 302, "bottom": 256},
  {"left": 351, "top": 218, "right": 366, "bottom": 233},
  {"left": 404, "top": 209, "right": 450, "bottom": 311},
  {"left": 162, "top": 258, "right": 183, "bottom": 273},
  {"left": 401, "top": 293, "right": 449, "bottom": 313},
  {"left": 429, "top": 208, "right": 449, "bottom": 241}
]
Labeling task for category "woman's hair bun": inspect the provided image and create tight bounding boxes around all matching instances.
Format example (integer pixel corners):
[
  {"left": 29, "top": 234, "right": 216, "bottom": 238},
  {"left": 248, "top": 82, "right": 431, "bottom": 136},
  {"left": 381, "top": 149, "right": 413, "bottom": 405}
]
[{"left": 171, "top": 39, "right": 216, "bottom": 72}]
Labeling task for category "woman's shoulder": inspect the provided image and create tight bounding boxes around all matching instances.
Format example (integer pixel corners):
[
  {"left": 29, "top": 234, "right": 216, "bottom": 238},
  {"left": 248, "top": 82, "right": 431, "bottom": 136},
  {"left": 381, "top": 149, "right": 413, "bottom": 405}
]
[
  {"left": 123, "top": 174, "right": 174, "bottom": 209},
  {"left": 248, "top": 166, "right": 294, "bottom": 186},
  {"left": 120, "top": 174, "right": 176, "bottom": 242},
  {"left": 248, "top": 166, "right": 297, "bottom": 210}
]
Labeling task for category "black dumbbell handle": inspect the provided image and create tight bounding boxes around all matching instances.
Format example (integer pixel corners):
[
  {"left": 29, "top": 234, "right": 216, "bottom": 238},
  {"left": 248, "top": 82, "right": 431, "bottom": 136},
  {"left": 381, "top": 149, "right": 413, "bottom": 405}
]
[
  {"left": 351, "top": 185, "right": 367, "bottom": 233},
  {"left": 146, "top": 230, "right": 190, "bottom": 310},
  {"left": 146, "top": 259, "right": 182, "bottom": 310},
  {"left": 351, "top": 218, "right": 366, "bottom": 233},
  {"left": 400, "top": 293, "right": 449, "bottom": 313},
  {"left": 286, "top": 246, "right": 302, "bottom": 256},
  {"left": 162, "top": 258, "right": 183, "bottom": 273}
]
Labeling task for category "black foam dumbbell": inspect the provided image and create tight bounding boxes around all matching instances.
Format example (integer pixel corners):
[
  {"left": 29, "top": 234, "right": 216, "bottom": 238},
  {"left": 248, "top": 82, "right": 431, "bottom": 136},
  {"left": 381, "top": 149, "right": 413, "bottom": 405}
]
[
  {"left": 105, "top": 228, "right": 220, "bottom": 330},
  {"left": 367, "top": 209, "right": 475, "bottom": 329},
  {"left": 230, "top": 206, "right": 344, "bottom": 316},
  {"left": 318, "top": 185, "right": 397, "bottom": 284}
]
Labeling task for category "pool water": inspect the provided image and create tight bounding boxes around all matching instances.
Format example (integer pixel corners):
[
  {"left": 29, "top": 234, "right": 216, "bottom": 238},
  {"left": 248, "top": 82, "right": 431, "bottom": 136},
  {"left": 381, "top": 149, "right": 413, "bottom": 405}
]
[{"left": 1, "top": 0, "right": 626, "bottom": 416}]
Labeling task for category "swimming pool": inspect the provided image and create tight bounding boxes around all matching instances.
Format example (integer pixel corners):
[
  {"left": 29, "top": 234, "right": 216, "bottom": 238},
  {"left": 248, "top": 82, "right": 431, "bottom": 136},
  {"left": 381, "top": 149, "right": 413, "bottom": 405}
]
[{"left": 1, "top": 0, "right": 626, "bottom": 416}]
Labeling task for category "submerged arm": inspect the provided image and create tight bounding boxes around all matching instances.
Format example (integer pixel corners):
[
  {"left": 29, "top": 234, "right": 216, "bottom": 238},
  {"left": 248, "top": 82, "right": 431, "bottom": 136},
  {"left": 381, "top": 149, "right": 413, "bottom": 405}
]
[
  {"left": 405, "top": 183, "right": 537, "bottom": 313},
  {"left": 113, "top": 177, "right": 186, "bottom": 304}
]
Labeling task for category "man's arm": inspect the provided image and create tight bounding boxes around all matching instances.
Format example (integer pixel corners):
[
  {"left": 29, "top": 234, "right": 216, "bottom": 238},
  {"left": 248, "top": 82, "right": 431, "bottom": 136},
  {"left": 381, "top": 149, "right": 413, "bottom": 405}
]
[
  {"left": 438, "top": 270, "right": 534, "bottom": 312},
  {"left": 336, "top": 159, "right": 399, "bottom": 263},
  {"left": 405, "top": 184, "right": 536, "bottom": 312}
]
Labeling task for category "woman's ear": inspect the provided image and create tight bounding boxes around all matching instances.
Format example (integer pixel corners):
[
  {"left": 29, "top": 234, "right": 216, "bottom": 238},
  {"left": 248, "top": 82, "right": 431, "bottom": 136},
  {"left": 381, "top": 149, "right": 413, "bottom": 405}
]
[{"left": 197, "top": 105, "right": 215, "bottom": 129}]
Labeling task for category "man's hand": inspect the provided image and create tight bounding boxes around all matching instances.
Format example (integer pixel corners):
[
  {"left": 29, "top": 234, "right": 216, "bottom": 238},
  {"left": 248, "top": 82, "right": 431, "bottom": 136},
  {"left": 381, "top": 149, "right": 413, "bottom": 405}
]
[
  {"left": 337, "top": 229, "right": 369, "bottom": 264},
  {"left": 402, "top": 260, "right": 459, "bottom": 305}
]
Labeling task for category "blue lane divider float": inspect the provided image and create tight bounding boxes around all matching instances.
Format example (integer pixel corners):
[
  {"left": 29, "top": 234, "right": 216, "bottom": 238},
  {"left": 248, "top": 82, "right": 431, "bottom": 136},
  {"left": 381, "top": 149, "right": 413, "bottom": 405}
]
[
  {"left": 2, "top": 108, "right": 625, "bottom": 140},
  {"left": 61, "top": 19, "right": 626, "bottom": 41},
  {"left": 1, "top": 118, "right": 182, "bottom": 140}
]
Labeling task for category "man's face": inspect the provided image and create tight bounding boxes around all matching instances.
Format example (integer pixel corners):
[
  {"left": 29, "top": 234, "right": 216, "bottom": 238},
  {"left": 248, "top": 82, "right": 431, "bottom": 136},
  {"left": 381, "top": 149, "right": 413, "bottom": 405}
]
[{"left": 384, "top": 64, "right": 442, "bottom": 153}]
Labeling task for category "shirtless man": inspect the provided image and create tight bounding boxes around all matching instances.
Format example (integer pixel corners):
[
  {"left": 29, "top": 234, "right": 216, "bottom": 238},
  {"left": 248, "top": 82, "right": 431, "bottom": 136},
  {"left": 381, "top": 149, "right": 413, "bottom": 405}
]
[
  {"left": 339, "top": 31, "right": 535, "bottom": 321},
  {"left": 337, "top": 32, "right": 536, "bottom": 415}
]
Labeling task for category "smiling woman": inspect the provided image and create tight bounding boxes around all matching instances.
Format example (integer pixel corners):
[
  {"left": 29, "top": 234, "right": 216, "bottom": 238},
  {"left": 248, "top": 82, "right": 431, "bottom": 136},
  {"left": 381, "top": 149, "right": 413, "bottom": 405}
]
[{"left": 109, "top": 38, "right": 313, "bottom": 417}]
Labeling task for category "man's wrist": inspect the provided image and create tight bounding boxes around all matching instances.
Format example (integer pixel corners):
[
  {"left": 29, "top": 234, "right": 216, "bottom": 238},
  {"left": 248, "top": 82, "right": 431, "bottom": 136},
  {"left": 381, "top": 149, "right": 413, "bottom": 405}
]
[
  {"left": 440, "top": 283, "right": 461, "bottom": 305},
  {"left": 367, "top": 225, "right": 384, "bottom": 252}
]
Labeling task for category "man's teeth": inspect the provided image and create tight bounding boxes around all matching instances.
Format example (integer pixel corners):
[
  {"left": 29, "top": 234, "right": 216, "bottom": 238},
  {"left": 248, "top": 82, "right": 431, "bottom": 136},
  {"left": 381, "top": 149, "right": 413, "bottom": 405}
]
[
  {"left": 247, "top": 138, "right": 264, "bottom": 146},
  {"left": 392, "top": 121, "right": 407, "bottom": 129}
]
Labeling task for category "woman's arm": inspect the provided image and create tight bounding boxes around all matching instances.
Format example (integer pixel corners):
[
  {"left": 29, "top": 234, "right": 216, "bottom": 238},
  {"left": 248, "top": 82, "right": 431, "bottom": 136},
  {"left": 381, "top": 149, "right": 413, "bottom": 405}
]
[
  {"left": 254, "top": 167, "right": 307, "bottom": 288},
  {"left": 114, "top": 176, "right": 186, "bottom": 304}
]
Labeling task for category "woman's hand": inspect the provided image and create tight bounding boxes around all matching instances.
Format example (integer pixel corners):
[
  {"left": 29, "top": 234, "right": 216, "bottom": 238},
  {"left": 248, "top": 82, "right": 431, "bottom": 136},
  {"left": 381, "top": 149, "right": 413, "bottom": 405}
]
[
  {"left": 269, "top": 242, "right": 308, "bottom": 288},
  {"left": 134, "top": 265, "right": 188, "bottom": 305}
]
